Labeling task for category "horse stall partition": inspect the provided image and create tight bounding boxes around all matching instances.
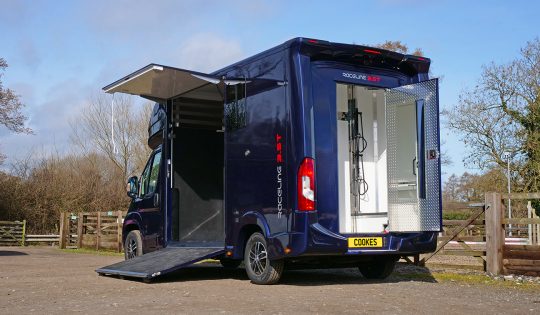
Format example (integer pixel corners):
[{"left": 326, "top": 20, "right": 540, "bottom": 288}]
[{"left": 59, "top": 211, "right": 126, "bottom": 252}]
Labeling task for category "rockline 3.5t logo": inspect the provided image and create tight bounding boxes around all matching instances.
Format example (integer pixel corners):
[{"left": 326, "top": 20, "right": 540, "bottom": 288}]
[
  {"left": 342, "top": 72, "right": 381, "bottom": 82},
  {"left": 276, "top": 133, "right": 284, "bottom": 219}
]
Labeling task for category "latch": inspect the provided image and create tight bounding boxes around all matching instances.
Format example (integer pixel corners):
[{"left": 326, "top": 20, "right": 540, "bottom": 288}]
[{"left": 427, "top": 149, "right": 440, "bottom": 160}]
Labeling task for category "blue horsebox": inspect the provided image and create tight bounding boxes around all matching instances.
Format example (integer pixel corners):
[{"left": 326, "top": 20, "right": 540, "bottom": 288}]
[{"left": 96, "top": 38, "right": 441, "bottom": 284}]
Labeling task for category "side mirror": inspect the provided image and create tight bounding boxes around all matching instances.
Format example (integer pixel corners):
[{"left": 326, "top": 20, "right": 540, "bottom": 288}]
[{"left": 127, "top": 176, "right": 139, "bottom": 199}]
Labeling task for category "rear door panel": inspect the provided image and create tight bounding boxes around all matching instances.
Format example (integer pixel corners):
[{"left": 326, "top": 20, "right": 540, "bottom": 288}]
[{"left": 386, "top": 79, "right": 441, "bottom": 232}]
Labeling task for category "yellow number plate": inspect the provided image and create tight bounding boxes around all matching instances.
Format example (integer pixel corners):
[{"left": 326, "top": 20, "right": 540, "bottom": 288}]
[{"left": 348, "top": 237, "right": 383, "bottom": 248}]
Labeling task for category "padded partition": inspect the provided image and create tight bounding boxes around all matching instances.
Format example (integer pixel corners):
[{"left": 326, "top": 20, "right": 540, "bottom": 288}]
[{"left": 173, "top": 127, "right": 224, "bottom": 244}]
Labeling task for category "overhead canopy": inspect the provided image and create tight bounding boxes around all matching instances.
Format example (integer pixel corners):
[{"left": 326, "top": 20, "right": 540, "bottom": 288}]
[{"left": 102, "top": 64, "right": 224, "bottom": 102}]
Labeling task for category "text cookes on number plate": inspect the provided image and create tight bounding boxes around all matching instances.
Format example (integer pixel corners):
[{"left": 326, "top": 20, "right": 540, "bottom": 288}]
[{"left": 348, "top": 237, "right": 383, "bottom": 248}]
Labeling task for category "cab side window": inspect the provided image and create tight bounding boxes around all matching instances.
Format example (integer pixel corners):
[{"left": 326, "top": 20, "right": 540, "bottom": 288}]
[
  {"left": 139, "top": 150, "right": 161, "bottom": 197},
  {"left": 148, "top": 151, "right": 162, "bottom": 194}
]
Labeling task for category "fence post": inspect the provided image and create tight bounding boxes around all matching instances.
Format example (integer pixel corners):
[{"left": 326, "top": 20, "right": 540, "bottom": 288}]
[
  {"left": 21, "top": 220, "right": 26, "bottom": 246},
  {"left": 77, "top": 213, "right": 84, "bottom": 249},
  {"left": 485, "top": 192, "right": 505, "bottom": 275},
  {"left": 59, "top": 212, "right": 66, "bottom": 249},
  {"left": 96, "top": 212, "right": 101, "bottom": 251},
  {"left": 117, "top": 210, "right": 123, "bottom": 253}
]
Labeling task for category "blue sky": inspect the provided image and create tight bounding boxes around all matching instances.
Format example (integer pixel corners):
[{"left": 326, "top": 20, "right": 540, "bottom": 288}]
[{"left": 0, "top": 0, "right": 539, "bottom": 181}]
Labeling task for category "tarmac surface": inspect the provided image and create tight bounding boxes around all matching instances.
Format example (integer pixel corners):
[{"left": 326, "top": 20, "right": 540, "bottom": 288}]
[{"left": 1, "top": 247, "right": 539, "bottom": 314}]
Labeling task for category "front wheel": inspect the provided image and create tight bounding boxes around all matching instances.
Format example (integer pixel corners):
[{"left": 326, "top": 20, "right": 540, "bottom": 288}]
[
  {"left": 358, "top": 257, "right": 397, "bottom": 279},
  {"left": 124, "top": 230, "right": 143, "bottom": 260},
  {"left": 244, "top": 232, "right": 284, "bottom": 285}
]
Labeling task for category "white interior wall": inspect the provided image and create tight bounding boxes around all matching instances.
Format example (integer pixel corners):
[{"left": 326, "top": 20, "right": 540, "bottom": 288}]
[{"left": 337, "top": 84, "right": 388, "bottom": 234}]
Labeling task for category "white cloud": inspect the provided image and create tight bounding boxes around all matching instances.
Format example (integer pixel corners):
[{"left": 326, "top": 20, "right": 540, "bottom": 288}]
[
  {"left": 171, "top": 33, "right": 245, "bottom": 72},
  {"left": 0, "top": 78, "right": 92, "bottom": 166},
  {"left": 16, "top": 40, "right": 41, "bottom": 70}
]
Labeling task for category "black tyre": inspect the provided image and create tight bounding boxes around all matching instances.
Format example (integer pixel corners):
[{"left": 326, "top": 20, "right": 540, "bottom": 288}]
[
  {"left": 244, "top": 232, "right": 284, "bottom": 285},
  {"left": 358, "top": 257, "right": 397, "bottom": 279},
  {"left": 124, "top": 230, "right": 143, "bottom": 260},
  {"left": 220, "top": 258, "right": 242, "bottom": 269}
]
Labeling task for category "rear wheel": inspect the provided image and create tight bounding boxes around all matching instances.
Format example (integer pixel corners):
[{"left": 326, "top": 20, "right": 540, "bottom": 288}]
[
  {"left": 124, "top": 230, "right": 143, "bottom": 260},
  {"left": 358, "top": 257, "right": 397, "bottom": 279},
  {"left": 244, "top": 232, "right": 284, "bottom": 285}
]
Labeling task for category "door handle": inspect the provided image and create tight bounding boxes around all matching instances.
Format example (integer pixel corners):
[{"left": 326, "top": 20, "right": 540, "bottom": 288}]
[
  {"left": 412, "top": 157, "right": 417, "bottom": 176},
  {"left": 153, "top": 193, "right": 160, "bottom": 208}
]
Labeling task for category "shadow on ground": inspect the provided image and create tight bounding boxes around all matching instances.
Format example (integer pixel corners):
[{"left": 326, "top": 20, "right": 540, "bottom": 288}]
[
  {"left": 113, "top": 262, "right": 437, "bottom": 286},
  {"left": 0, "top": 250, "right": 29, "bottom": 256}
]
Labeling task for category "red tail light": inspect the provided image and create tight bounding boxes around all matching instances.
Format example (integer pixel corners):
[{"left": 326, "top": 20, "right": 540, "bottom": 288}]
[{"left": 298, "top": 157, "right": 316, "bottom": 211}]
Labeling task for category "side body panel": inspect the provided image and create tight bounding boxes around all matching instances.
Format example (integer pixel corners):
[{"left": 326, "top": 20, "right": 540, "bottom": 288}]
[{"left": 219, "top": 49, "right": 292, "bottom": 259}]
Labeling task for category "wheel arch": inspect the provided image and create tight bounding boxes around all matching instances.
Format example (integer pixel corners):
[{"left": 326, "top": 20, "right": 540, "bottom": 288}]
[
  {"left": 234, "top": 223, "right": 263, "bottom": 260},
  {"left": 122, "top": 216, "right": 142, "bottom": 244}
]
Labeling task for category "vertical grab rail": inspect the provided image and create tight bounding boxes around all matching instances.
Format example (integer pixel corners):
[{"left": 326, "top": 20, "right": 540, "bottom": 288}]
[
  {"left": 345, "top": 85, "right": 369, "bottom": 232},
  {"left": 416, "top": 99, "right": 426, "bottom": 199}
]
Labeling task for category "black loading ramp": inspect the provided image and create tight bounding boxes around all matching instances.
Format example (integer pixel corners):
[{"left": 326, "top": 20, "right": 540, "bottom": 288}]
[{"left": 96, "top": 247, "right": 225, "bottom": 280}]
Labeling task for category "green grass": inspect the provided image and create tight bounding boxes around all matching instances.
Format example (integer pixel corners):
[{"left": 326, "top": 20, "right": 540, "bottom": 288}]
[
  {"left": 59, "top": 248, "right": 123, "bottom": 256},
  {"left": 395, "top": 269, "right": 540, "bottom": 291},
  {"left": 434, "top": 272, "right": 540, "bottom": 290}
]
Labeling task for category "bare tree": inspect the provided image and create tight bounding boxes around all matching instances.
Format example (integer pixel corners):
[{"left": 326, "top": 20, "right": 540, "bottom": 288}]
[
  {"left": 0, "top": 58, "right": 31, "bottom": 134},
  {"left": 132, "top": 104, "right": 153, "bottom": 173},
  {"left": 0, "top": 58, "right": 33, "bottom": 163},
  {"left": 376, "top": 40, "right": 423, "bottom": 56},
  {"left": 444, "top": 38, "right": 540, "bottom": 191},
  {"left": 70, "top": 94, "right": 152, "bottom": 181},
  {"left": 0, "top": 94, "right": 154, "bottom": 232},
  {"left": 0, "top": 149, "right": 135, "bottom": 233},
  {"left": 373, "top": 41, "right": 454, "bottom": 167}
]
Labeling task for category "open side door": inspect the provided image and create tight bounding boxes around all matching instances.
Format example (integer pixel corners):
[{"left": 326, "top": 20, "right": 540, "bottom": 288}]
[
  {"left": 103, "top": 64, "right": 224, "bottom": 102},
  {"left": 385, "top": 79, "right": 441, "bottom": 232}
]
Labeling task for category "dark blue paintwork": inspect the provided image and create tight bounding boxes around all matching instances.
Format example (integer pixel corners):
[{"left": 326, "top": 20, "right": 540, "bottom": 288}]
[
  {"left": 124, "top": 38, "right": 440, "bottom": 262},
  {"left": 123, "top": 147, "right": 165, "bottom": 252}
]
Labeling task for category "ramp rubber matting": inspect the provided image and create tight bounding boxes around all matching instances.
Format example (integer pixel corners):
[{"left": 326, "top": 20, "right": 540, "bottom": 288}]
[{"left": 96, "top": 247, "right": 225, "bottom": 280}]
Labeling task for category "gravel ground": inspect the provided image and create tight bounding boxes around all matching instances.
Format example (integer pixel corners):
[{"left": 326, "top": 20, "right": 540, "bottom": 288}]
[{"left": 1, "top": 247, "right": 539, "bottom": 314}]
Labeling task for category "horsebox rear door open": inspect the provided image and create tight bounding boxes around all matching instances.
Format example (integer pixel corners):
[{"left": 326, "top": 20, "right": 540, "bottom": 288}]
[{"left": 385, "top": 79, "right": 441, "bottom": 232}]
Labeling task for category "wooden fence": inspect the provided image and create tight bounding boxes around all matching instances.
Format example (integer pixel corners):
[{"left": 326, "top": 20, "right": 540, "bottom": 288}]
[
  {"left": 405, "top": 192, "right": 540, "bottom": 276},
  {"left": 0, "top": 220, "right": 26, "bottom": 246},
  {"left": 59, "top": 211, "right": 126, "bottom": 252},
  {"left": 491, "top": 192, "right": 540, "bottom": 276},
  {"left": 26, "top": 234, "right": 60, "bottom": 243},
  {"left": 414, "top": 204, "right": 487, "bottom": 271}
]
